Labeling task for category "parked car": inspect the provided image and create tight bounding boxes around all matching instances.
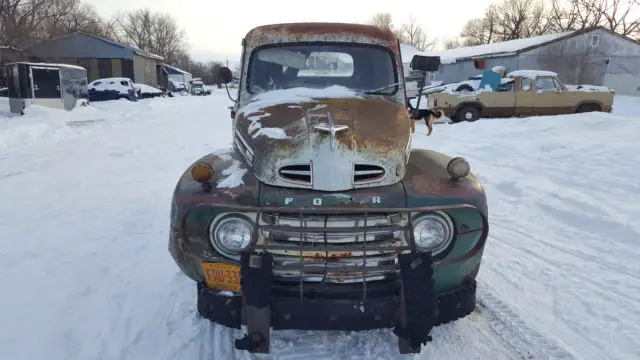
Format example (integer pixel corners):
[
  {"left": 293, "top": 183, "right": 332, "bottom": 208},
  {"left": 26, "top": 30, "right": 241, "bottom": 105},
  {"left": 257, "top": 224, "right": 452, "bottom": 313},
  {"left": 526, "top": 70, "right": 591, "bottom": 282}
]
[
  {"left": 134, "top": 83, "right": 164, "bottom": 99},
  {"left": 87, "top": 77, "right": 137, "bottom": 102},
  {"left": 189, "top": 78, "right": 212, "bottom": 95},
  {"left": 427, "top": 70, "right": 615, "bottom": 122},
  {"left": 0, "top": 87, "right": 7, "bottom": 97},
  {"left": 167, "top": 22, "right": 487, "bottom": 356}
]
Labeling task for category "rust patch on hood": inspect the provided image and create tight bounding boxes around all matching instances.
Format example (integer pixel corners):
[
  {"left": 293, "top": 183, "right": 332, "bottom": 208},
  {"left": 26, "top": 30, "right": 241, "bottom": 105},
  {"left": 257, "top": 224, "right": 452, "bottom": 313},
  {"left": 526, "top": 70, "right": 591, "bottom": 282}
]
[{"left": 237, "top": 97, "right": 410, "bottom": 154}]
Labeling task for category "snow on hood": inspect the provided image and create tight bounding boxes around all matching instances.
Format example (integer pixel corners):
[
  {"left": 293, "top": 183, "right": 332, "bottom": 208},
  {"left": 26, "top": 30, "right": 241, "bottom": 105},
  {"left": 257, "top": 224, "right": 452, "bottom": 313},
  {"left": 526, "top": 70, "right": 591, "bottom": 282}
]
[
  {"left": 216, "top": 159, "right": 248, "bottom": 189},
  {"left": 237, "top": 86, "right": 363, "bottom": 117}
]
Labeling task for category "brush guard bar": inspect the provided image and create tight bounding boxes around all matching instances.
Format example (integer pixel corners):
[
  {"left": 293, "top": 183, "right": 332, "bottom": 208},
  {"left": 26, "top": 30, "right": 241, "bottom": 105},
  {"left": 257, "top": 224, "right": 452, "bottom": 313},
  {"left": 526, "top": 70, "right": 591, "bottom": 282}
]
[{"left": 188, "top": 203, "right": 486, "bottom": 355}]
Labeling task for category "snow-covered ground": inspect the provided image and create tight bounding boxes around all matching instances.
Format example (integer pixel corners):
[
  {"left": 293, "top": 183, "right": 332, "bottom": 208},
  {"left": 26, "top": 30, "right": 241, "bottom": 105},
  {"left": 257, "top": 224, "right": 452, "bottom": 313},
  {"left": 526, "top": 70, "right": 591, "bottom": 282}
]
[{"left": 1, "top": 92, "right": 639, "bottom": 360}]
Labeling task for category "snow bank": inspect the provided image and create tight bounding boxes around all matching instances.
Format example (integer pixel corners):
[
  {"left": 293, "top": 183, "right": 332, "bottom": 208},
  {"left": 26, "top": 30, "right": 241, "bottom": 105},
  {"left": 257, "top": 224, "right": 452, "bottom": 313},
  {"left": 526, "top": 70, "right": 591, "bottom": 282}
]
[
  {"left": 2, "top": 91, "right": 640, "bottom": 360},
  {"left": 135, "top": 83, "right": 162, "bottom": 94}
]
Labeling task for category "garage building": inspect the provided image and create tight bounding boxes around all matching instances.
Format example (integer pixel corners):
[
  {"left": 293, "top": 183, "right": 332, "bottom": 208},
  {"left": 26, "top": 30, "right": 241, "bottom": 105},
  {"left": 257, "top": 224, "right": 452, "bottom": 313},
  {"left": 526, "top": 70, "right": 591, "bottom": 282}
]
[
  {"left": 26, "top": 31, "right": 164, "bottom": 87},
  {"left": 423, "top": 27, "right": 640, "bottom": 96}
]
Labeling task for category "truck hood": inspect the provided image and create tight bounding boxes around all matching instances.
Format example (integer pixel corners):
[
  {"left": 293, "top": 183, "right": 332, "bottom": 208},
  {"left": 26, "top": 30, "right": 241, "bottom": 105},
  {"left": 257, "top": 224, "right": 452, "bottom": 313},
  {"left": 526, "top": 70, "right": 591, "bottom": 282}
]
[{"left": 235, "top": 92, "right": 411, "bottom": 191}]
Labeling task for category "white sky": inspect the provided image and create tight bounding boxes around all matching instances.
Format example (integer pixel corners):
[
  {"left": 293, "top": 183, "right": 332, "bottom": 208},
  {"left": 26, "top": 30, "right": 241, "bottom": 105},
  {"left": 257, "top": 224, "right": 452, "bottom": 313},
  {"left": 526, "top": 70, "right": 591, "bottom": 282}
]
[{"left": 86, "top": 0, "right": 495, "bottom": 62}]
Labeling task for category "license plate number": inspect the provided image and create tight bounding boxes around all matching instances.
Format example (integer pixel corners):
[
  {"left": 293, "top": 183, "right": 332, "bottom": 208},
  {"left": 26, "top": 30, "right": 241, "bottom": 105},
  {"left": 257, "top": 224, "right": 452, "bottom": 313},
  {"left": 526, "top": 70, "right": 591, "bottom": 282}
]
[{"left": 201, "top": 263, "right": 241, "bottom": 292}]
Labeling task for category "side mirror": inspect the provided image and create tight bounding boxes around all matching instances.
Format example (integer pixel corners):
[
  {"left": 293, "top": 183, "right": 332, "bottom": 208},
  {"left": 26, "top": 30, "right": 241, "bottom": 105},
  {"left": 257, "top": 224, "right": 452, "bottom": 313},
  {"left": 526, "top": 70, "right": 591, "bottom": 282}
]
[
  {"left": 219, "top": 67, "right": 233, "bottom": 84},
  {"left": 410, "top": 55, "right": 440, "bottom": 72}
]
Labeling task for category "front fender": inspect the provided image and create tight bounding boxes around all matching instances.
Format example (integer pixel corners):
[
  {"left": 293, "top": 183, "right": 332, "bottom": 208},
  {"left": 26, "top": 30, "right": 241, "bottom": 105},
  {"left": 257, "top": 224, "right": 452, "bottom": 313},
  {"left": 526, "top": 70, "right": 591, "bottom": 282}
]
[{"left": 403, "top": 149, "right": 487, "bottom": 216}]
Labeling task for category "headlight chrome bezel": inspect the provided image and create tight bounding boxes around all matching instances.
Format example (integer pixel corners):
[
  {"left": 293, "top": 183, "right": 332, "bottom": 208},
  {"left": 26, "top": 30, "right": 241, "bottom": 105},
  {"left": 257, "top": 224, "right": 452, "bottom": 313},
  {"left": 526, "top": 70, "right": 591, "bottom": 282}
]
[
  {"left": 411, "top": 211, "right": 455, "bottom": 255},
  {"left": 208, "top": 213, "right": 255, "bottom": 260}
]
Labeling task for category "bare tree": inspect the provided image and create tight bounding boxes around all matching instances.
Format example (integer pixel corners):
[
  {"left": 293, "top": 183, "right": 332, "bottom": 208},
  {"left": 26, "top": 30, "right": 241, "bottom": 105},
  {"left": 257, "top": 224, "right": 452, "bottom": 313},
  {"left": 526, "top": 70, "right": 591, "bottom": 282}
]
[
  {"left": 397, "top": 15, "right": 436, "bottom": 51},
  {"left": 368, "top": 12, "right": 393, "bottom": 30},
  {"left": 460, "top": 5, "right": 500, "bottom": 45},
  {"left": 442, "top": 38, "right": 462, "bottom": 49},
  {"left": 0, "top": 0, "right": 49, "bottom": 47},
  {"left": 461, "top": 0, "right": 640, "bottom": 44},
  {"left": 115, "top": 8, "right": 186, "bottom": 62}
]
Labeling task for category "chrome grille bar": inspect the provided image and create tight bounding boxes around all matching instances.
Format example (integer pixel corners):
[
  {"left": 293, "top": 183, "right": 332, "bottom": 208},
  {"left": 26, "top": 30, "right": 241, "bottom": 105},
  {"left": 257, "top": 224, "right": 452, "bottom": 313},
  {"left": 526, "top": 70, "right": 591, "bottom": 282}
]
[{"left": 256, "top": 212, "right": 408, "bottom": 284}]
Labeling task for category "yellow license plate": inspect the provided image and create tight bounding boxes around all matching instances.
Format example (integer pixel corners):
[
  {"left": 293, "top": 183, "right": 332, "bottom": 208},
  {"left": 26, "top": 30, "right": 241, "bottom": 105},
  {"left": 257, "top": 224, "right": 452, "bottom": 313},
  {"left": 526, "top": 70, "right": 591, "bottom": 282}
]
[{"left": 201, "top": 263, "right": 241, "bottom": 292}]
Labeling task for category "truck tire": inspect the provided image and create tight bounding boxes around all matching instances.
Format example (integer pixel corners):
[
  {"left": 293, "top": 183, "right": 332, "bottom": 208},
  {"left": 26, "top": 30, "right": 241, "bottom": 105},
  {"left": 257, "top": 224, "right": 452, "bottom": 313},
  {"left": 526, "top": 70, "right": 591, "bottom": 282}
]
[
  {"left": 577, "top": 103, "right": 601, "bottom": 113},
  {"left": 457, "top": 106, "right": 480, "bottom": 122}
]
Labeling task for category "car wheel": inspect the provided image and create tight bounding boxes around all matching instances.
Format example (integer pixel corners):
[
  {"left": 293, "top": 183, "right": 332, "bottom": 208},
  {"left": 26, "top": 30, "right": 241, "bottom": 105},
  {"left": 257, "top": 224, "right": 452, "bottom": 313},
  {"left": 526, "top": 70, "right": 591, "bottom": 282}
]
[
  {"left": 457, "top": 106, "right": 480, "bottom": 122},
  {"left": 577, "top": 103, "right": 601, "bottom": 113}
]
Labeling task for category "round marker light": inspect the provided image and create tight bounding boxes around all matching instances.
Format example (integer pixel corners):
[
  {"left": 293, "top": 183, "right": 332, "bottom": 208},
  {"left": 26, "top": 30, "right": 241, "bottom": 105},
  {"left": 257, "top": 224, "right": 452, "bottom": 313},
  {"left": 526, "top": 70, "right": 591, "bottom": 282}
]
[
  {"left": 210, "top": 216, "right": 253, "bottom": 259},
  {"left": 447, "top": 157, "right": 470, "bottom": 181},
  {"left": 412, "top": 212, "right": 454, "bottom": 254},
  {"left": 191, "top": 162, "right": 213, "bottom": 183}
]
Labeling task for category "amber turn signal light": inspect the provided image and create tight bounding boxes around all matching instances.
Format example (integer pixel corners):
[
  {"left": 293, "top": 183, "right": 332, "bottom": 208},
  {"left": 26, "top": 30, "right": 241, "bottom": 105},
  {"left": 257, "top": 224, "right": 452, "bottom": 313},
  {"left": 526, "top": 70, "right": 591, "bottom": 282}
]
[{"left": 191, "top": 163, "right": 213, "bottom": 183}]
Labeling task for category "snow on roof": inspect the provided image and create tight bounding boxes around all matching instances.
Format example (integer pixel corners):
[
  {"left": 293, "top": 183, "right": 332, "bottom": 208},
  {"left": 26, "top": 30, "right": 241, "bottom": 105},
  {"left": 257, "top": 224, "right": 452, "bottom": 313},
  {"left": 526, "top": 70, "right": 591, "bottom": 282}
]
[
  {"left": 10, "top": 62, "right": 86, "bottom": 71},
  {"left": 163, "top": 63, "right": 192, "bottom": 76},
  {"left": 419, "top": 30, "right": 576, "bottom": 64},
  {"left": 400, "top": 43, "right": 420, "bottom": 64},
  {"left": 506, "top": 70, "right": 559, "bottom": 79},
  {"left": 0, "top": 45, "right": 23, "bottom": 51}
]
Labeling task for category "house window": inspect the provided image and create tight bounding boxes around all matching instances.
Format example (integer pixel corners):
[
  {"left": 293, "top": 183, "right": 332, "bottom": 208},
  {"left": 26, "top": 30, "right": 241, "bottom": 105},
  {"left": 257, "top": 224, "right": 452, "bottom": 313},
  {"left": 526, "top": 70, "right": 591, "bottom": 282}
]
[{"left": 591, "top": 35, "right": 599, "bottom": 47}]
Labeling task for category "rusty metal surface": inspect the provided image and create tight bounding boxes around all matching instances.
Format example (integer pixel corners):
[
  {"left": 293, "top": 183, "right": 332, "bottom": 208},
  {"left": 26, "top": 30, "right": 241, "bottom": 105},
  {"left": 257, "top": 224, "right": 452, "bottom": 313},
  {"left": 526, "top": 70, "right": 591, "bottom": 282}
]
[
  {"left": 245, "top": 23, "right": 398, "bottom": 47},
  {"left": 172, "top": 149, "right": 260, "bottom": 209},
  {"left": 237, "top": 22, "right": 405, "bottom": 112},
  {"left": 403, "top": 149, "right": 488, "bottom": 217},
  {"left": 236, "top": 97, "right": 411, "bottom": 191}
]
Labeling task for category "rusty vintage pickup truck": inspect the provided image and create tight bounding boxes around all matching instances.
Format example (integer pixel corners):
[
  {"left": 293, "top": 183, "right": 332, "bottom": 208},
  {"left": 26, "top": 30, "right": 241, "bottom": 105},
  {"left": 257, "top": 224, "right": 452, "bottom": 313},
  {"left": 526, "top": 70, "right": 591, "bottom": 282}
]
[{"left": 427, "top": 70, "right": 615, "bottom": 123}]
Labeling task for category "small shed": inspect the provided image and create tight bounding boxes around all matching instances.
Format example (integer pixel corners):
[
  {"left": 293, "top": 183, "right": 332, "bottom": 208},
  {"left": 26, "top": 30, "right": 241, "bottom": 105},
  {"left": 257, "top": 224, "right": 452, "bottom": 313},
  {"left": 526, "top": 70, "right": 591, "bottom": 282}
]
[
  {"left": 5, "top": 62, "right": 88, "bottom": 115},
  {"left": 26, "top": 32, "right": 164, "bottom": 87},
  {"left": 162, "top": 64, "right": 193, "bottom": 93},
  {"left": 420, "top": 27, "right": 640, "bottom": 96}
]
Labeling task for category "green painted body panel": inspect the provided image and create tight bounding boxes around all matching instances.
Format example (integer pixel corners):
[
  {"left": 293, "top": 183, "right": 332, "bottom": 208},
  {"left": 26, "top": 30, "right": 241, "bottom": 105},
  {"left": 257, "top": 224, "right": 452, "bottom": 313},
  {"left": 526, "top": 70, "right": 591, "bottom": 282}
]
[{"left": 169, "top": 146, "right": 488, "bottom": 296}]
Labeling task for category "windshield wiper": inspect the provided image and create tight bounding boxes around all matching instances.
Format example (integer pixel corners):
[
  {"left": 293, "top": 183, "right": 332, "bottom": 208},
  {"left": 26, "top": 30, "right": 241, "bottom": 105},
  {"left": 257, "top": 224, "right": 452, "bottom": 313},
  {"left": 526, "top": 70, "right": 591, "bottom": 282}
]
[{"left": 358, "top": 82, "right": 401, "bottom": 95}]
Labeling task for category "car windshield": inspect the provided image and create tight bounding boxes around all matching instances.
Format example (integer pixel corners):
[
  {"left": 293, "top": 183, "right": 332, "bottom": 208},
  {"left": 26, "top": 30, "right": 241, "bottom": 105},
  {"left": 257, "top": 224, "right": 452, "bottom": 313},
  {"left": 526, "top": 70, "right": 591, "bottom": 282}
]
[{"left": 247, "top": 44, "right": 397, "bottom": 95}]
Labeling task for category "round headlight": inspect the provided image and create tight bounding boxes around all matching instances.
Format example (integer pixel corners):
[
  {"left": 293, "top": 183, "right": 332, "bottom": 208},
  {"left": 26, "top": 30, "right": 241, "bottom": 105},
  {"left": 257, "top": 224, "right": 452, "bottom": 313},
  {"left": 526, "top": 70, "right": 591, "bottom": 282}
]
[
  {"left": 412, "top": 212, "right": 454, "bottom": 254},
  {"left": 210, "top": 215, "right": 253, "bottom": 259}
]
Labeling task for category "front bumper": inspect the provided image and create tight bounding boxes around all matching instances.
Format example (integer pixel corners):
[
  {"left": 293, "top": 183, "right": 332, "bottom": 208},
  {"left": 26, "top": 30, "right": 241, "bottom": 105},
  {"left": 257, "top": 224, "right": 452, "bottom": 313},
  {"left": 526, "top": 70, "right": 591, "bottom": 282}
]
[{"left": 197, "top": 277, "right": 477, "bottom": 331}]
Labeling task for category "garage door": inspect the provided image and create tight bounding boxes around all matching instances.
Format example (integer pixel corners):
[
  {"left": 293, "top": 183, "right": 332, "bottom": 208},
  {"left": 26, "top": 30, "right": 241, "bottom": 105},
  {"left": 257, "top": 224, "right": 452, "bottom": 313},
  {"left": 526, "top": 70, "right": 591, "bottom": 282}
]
[{"left": 604, "top": 74, "right": 640, "bottom": 96}]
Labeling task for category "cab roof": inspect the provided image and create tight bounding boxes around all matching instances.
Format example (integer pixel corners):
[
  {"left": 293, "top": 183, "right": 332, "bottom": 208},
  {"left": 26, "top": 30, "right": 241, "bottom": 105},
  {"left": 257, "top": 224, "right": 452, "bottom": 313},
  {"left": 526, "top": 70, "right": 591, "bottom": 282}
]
[{"left": 244, "top": 22, "right": 398, "bottom": 46}]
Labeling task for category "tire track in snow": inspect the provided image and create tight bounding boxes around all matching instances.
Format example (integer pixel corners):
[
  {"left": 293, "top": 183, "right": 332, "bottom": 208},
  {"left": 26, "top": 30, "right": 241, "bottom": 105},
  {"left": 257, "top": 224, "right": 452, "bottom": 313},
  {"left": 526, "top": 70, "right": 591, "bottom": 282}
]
[
  {"left": 203, "top": 282, "right": 575, "bottom": 360},
  {"left": 475, "top": 283, "right": 577, "bottom": 360}
]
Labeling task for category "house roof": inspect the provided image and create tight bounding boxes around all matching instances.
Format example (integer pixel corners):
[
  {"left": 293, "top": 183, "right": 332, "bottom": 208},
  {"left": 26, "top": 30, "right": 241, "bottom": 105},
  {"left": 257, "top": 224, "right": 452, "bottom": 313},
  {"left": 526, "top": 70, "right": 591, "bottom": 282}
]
[
  {"left": 0, "top": 45, "right": 24, "bottom": 51},
  {"left": 30, "top": 31, "right": 164, "bottom": 61},
  {"left": 162, "top": 63, "right": 192, "bottom": 76},
  {"left": 421, "top": 27, "right": 640, "bottom": 64},
  {"left": 421, "top": 30, "right": 577, "bottom": 64},
  {"left": 400, "top": 43, "right": 420, "bottom": 64}
]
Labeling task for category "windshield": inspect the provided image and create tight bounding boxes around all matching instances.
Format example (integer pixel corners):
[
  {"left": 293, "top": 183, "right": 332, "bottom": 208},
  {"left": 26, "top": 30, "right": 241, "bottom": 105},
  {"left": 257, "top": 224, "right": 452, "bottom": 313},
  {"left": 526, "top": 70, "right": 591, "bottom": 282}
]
[{"left": 247, "top": 44, "right": 398, "bottom": 95}]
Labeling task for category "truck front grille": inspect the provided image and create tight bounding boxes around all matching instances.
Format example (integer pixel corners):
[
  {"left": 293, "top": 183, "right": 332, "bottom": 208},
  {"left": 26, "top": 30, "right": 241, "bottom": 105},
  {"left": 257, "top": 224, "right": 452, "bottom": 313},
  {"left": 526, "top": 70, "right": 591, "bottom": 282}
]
[{"left": 255, "top": 212, "right": 410, "bottom": 283}]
